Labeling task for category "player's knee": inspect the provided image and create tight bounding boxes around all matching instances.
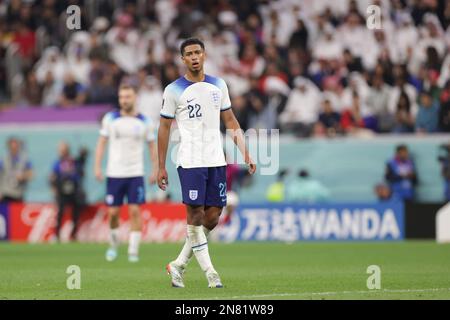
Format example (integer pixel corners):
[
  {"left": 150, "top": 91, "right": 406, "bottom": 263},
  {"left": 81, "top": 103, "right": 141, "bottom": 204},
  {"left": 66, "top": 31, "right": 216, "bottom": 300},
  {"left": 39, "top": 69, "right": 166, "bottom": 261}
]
[
  {"left": 108, "top": 208, "right": 120, "bottom": 219},
  {"left": 188, "top": 206, "right": 204, "bottom": 225},
  {"left": 203, "top": 214, "right": 220, "bottom": 230},
  {"left": 129, "top": 206, "right": 140, "bottom": 219}
]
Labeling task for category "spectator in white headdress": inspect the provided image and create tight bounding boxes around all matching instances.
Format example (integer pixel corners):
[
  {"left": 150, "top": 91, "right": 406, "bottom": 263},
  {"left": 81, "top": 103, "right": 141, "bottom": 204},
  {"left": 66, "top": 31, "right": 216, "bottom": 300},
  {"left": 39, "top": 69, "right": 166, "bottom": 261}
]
[
  {"left": 35, "top": 47, "right": 67, "bottom": 84},
  {"left": 279, "top": 76, "right": 320, "bottom": 136}
]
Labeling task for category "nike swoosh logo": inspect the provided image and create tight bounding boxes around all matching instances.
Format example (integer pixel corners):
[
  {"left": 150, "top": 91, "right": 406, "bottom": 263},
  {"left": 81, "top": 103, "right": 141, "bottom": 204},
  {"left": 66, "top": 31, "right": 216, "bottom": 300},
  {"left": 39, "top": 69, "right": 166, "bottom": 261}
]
[{"left": 187, "top": 98, "right": 195, "bottom": 103}]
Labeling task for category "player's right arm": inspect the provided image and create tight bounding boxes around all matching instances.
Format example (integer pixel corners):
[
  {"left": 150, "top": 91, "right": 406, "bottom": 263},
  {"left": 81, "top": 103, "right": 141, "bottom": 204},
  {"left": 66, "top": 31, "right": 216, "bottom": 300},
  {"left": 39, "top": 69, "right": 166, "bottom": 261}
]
[
  {"left": 157, "top": 117, "right": 172, "bottom": 190},
  {"left": 157, "top": 86, "right": 177, "bottom": 191},
  {"left": 95, "top": 113, "right": 111, "bottom": 181},
  {"left": 94, "top": 136, "right": 107, "bottom": 181}
]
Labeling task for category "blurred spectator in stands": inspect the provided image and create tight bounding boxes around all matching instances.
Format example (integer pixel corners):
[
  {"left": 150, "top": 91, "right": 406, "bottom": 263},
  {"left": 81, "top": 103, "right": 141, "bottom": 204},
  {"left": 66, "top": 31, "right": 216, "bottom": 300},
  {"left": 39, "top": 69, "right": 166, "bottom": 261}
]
[
  {"left": 421, "top": 68, "right": 442, "bottom": 101},
  {"left": 88, "top": 17, "right": 110, "bottom": 61},
  {"left": 259, "top": 61, "right": 289, "bottom": 93},
  {"left": 322, "top": 75, "right": 345, "bottom": 112},
  {"left": 279, "top": 76, "right": 320, "bottom": 137},
  {"left": 161, "top": 62, "right": 180, "bottom": 88},
  {"left": 342, "top": 72, "right": 371, "bottom": 119},
  {"left": 59, "top": 72, "right": 87, "bottom": 108},
  {"left": 137, "top": 75, "right": 162, "bottom": 125},
  {"left": 411, "top": 14, "right": 446, "bottom": 74},
  {"left": 395, "top": 12, "right": 418, "bottom": 64},
  {"left": 66, "top": 32, "right": 91, "bottom": 85},
  {"left": 21, "top": 70, "right": 42, "bottom": 106},
  {"left": 239, "top": 44, "right": 265, "bottom": 78},
  {"left": 289, "top": 16, "right": 309, "bottom": 51},
  {"left": 385, "top": 144, "right": 418, "bottom": 201},
  {"left": 142, "top": 45, "right": 163, "bottom": 80},
  {"left": 318, "top": 98, "right": 341, "bottom": 137},
  {"left": 342, "top": 48, "right": 363, "bottom": 74},
  {"left": 415, "top": 90, "right": 439, "bottom": 133},
  {"left": 41, "top": 71, "right": 63, "bottom": 107},
  {"left": 312, "top": 24, "right": 343, "bottom": 62},
  {"left": 439, "top": 80, "right": 450, "bottom": 132},
  {"left": 106, "top": 60, "right": 126, "bottom": 89},
  {"left": 35, "top": 47, "right": 67, "bottom": 84},
  {"left": 87, "top": 55, "right": 117, "bottom": 105},
  {"left": 249, "top": 76, "right": 287, "bottom": 130},
  {"left": 266, "top": 169, "right": 288, "bottom": 203},
  {"left": 105, "top": 12, "right": 140, "bottom": 74},
  {"left": 88, "top": 70, "right": 117, "bottom": 105},
  {"left": 263, "top": 44, "right": 283, "bottom": 73},
  {"left": 0, "top": 137, "right": 33, "bottom": 203},
  {"left": 388, "top": 70, "right": 418, "bottom": 117},
  {"left": 340, "top": 92, "right": 374, "bottom": 137},
  {"left": 374, "top": 183, "right": 394, "bottom": 202},
  {"left": 39, "top": 0, "right": 61, "bottom": 47},
  {"left": 366, "top": 75, "right": 394, "bottom": 132},
  {"left": 231, "top": 95, "right": 249, "bottom": 132},
  {"left": 11, "top": 21, "right": 35, "bottom": 69},
  {"left": 286, "top": 169, "right": 330, "bottom": 203},
  {"left": 392, "top": 91, "right": 415, "bottom": 133},
  {"left": 50, "top": 142, "right": 88, "bottom": 241},
  {"left": 337, "top": 12, "right": 371, "bottom": 69}
]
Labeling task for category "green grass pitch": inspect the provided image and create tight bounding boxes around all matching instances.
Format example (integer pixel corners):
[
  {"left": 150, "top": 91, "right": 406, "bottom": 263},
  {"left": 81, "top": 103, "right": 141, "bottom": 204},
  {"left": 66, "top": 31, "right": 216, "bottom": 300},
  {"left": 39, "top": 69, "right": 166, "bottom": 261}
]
[{"left": 1, "top": 241, "right": 450, "bottom": 300}]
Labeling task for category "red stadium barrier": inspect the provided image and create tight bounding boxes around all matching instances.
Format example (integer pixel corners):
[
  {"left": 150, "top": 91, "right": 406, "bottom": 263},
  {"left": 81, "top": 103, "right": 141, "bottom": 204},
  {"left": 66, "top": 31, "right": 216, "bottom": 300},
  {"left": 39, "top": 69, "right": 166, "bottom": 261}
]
[{"left": 8, "top": 202, "right": 187, "bottom": 243}]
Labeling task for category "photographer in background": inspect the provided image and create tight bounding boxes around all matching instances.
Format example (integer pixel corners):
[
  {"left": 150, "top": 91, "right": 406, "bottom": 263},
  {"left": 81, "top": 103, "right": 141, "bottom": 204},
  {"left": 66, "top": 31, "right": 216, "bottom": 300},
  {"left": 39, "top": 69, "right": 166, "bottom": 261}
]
[
  {"left": 50, "top": 142, "right": 88, "bottom": 241},
  {"left": 438, "top": 143, "right": 450, "bottom": 201},
  {"left": 385, "top": 144, "right": 418, "bottom": 202}
]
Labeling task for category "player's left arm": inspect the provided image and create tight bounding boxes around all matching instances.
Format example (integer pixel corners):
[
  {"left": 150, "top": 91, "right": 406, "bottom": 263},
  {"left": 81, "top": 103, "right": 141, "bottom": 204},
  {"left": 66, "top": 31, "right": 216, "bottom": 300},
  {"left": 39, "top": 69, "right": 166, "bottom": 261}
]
[{"left": 221, "top": 109, "right": 256, "bottom": 175}]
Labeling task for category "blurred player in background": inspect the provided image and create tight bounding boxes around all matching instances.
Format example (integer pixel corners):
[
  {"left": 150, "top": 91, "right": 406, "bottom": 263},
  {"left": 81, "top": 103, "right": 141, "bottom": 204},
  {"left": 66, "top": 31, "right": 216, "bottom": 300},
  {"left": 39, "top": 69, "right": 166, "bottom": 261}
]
[
  {"left": 158, "top": 38, "right": 256, "bottom": 288},
  {"left": 95, "top": 84, "right": 158, "bottom": 263}
]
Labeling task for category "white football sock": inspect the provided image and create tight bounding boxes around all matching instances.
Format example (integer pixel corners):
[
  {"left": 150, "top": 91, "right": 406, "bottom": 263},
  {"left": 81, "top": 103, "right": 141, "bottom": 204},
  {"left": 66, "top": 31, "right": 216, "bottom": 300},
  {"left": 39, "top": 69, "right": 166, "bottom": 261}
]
[
  {"left": 109, "top": 227, "right": 119, "bottom": 249},
  {"left": 128, "top": 231, "right": 141, "bottom": 256},
  {"left": 187, "top": 225, "right": 215, "bottom": 273},
  {"left": 175, "top": 226, "right": 211, "bottom": 268}
]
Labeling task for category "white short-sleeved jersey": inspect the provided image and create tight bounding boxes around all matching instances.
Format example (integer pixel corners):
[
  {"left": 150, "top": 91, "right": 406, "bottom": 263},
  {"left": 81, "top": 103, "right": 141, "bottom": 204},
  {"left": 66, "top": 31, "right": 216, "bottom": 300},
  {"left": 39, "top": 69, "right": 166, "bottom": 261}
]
[
  {"left": 161, "top": 75, "right": 231, "bottom": 168},
  {"left": 100, "top": 111, "right": 156, "bottom": 177}
]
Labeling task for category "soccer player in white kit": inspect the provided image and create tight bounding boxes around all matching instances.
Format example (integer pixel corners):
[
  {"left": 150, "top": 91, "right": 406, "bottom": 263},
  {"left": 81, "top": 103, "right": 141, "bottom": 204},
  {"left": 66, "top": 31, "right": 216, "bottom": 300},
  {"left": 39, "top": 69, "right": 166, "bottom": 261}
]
[
  {"left": 95, "top": 84, "right": 158, "bottom": 263},
  {"left": 158, "top": 38, "right": 256, "bottom": 288}
]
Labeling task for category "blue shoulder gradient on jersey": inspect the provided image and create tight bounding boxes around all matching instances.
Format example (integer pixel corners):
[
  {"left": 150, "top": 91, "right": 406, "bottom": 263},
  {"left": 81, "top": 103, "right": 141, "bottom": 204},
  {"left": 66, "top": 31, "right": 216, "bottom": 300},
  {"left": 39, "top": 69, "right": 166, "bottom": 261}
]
[
  {"left": 160, "top": 78, "right": 190, "bottom": 119},
  {"left": 103, "top": 110, "right": 121, "bottom": 123}
]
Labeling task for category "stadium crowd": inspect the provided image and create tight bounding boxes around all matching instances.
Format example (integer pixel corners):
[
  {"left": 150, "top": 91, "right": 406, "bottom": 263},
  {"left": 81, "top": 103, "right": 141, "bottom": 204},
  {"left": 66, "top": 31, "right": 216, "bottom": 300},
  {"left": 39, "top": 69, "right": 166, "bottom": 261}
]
[{"left": 1, "top": 0, "right": 450, "bottom": 137}]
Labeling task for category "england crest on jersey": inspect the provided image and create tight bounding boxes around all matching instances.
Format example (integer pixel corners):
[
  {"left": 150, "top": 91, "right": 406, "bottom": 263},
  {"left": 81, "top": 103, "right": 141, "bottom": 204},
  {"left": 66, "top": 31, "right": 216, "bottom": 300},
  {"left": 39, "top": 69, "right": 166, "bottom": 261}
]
[
  {"left": 211, "top": 90, "right": 221, "bottom": 109},
  {"left": 189, "top": 190, "right": 198, "bottom": 200}
]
